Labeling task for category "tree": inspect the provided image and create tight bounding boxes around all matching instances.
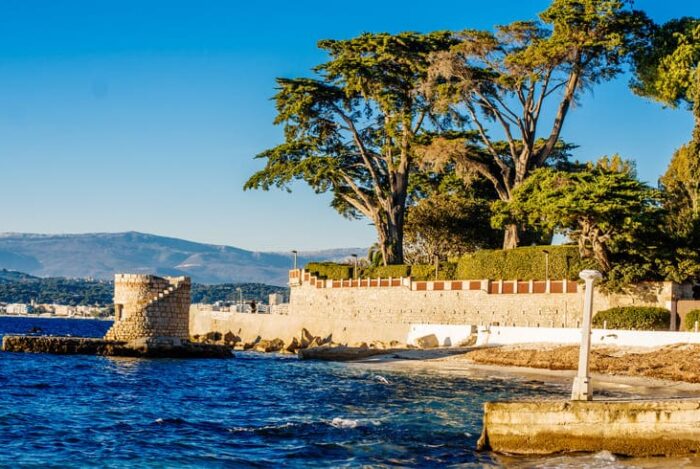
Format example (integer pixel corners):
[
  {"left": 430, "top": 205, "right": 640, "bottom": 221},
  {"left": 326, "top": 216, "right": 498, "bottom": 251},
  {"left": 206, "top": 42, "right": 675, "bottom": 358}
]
[
  {"left": 244, "top": 32, "right": 456, "bottom": 265},
  {"left": 632, "top": 18, "right": 700, "bottom": 130},
  {"left": 404, "top": 192, "right": 499, "bottom": 264},
  {"left": 493, "top": 156, "right": 658, "bottom": 272},
  {"left": 422, "top": 0, "right": 650, "bottom": 249},
  {"left": 660, "top": 143, "right": 700, "bottom": 236}
]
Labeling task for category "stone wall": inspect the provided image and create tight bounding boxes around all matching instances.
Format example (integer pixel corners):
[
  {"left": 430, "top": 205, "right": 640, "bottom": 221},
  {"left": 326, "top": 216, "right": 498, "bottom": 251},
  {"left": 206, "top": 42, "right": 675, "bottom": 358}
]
[
  {"left": 105, "top": 274, "right": 191, "bottom": 341},
  {"left": 287, "top": 270, "right": 687, "bottom": 329}
]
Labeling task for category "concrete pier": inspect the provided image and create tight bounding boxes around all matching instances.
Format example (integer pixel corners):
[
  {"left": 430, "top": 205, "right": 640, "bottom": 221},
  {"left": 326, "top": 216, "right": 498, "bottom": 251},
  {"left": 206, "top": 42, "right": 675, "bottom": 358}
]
[{"left": 477, "top": 399, "right": 700, "bottom": 456}]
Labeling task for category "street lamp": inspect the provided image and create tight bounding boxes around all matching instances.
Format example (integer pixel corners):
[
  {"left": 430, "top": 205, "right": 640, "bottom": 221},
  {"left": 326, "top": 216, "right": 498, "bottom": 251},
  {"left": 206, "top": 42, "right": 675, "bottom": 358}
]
[
  {"left": 351, "top": 254, "right": 358, "bottom": 279},
  {"left": 542, "top": 249, "right": 550, "bottom": 281},
  {"left": 291, "top": 250, "right": 298, "bottom": 270}
]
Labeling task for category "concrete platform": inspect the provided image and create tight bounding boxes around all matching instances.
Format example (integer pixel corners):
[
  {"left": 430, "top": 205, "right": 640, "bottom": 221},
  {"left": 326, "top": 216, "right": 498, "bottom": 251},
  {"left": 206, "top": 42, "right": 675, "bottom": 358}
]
[
  {"left": 478, "top": 399, "right": 700, "bottom": 456},
  {"left": 2, "top": 335, "right": 233, "bottom": 358}
]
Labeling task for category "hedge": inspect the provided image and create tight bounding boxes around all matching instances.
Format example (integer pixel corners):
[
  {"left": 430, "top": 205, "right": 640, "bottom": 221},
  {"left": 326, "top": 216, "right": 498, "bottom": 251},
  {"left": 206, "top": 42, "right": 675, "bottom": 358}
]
[
  {"left": 592, "top": 306, "right": 670, "bottom": 331},
  {"left": 306, "top": 262, "right": 353, "bottom": 280},
  {"left": 306, "top": 245, "right": 593, "bottom": 281},
  {"left": 684, "top": 309, "right": 700, "bottom": 331},
  {"left": 363, "top": 264, "right": 410, "bottom": 278},
  {"left": 456, "top": 245, "right": 594, "bottom": 281}
]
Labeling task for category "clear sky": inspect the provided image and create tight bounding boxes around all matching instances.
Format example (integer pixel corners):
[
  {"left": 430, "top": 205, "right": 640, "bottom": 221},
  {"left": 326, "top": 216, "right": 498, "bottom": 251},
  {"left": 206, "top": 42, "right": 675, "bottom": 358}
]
[{"left": 0, "top": 0, "right": 698, "bottom": 251}]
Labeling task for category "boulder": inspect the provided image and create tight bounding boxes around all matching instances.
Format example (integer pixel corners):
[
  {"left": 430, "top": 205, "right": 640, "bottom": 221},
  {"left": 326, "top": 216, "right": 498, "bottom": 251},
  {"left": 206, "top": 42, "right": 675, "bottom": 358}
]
[
  {"left": 286, "top": 337, "right": 301, "bottom": 353},
  {"left": 223, "top": 331, "right": 241, "bottom": 347},
  {"left": 415, "top": 334, "right": 439, "bottom": 349},
  {"left": 243, "top": 336, "right": 261, "bottom": 350},
  {"left": 300, "top": 328, "right": 315, "bottom": 348},
  {"left": 205, "top": 331, "right": 222, "bottom": 343}
]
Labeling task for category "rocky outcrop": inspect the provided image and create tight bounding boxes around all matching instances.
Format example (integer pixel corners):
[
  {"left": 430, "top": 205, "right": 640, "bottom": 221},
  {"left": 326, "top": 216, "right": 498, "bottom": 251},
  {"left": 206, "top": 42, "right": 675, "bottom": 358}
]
[
  {"left": 189, "top": 326, "right": 410, "bottom": 361},
  {"left": 298, "top": 345, "right": 400, "bottom": 361},
  {"left": 2, "top": 335, "right": 232, "bottom": 358}
]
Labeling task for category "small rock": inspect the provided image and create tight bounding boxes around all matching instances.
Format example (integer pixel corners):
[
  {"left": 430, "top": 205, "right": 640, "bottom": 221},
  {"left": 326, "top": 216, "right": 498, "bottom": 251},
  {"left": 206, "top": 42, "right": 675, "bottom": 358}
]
[{"left": 415, "top": 334, "right": 439, "bottom": 349}]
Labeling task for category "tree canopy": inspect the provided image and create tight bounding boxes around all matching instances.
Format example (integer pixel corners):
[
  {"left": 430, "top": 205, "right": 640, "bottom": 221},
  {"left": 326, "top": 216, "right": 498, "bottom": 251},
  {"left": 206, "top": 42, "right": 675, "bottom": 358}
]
[
  {"left": 245, "top": 32, "right": 456, "bottom": 265},
  {"left": 493, "top": 157, "right": 658, "bottom": 273},
  {"left": 420, "top": 0, "right": 650, "bottom": 248}
]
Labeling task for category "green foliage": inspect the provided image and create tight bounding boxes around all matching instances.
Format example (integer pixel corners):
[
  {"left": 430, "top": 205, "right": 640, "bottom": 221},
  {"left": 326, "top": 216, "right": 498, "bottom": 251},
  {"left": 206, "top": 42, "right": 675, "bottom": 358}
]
[
  {"left": 362, "top": 265, "right": 410, "bottom": 279},
  {"left": 420, "top": 0, "right": 648, "bottom": 247},
  {"left": 684, "top": 309, "right": 700, "bottom": 331},
  {"left": 306, "top": 262, "right": 353, "bottom": 280},
  {"left": 493, "top": 158, "right": 660, "bottom": 273},
  {"left": 404, "top": 192, "right": 500, "bottom": 263},
  {"left": 632, "top": 18, "right": 700, "bottom": 109},
  {"left": 437, "top": 262, "right": 457, "bottom": 281},
  {"left": 592, "top": 306, "right": 670, "bottom": 331},
  {"left": 410, "top": 264, "right": 436, "bottom": 281},
  {"left": 456, "top": 246, "right": 593, "bottom": 280},
  {"left": 244, "top": 31, "right": 457, "bottom": 265}
]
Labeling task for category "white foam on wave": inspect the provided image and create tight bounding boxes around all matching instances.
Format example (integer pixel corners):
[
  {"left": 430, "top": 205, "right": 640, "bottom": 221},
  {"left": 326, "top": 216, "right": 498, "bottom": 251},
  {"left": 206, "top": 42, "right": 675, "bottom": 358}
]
[
  {"left": 330, "top": 417, "right": 359, "bottom": 429},
  {"left": 373, "top": 375, "right": 390, "bottom": 385},
  {"left": 227, "top": 422, "right": 298, "bottom": 433}
]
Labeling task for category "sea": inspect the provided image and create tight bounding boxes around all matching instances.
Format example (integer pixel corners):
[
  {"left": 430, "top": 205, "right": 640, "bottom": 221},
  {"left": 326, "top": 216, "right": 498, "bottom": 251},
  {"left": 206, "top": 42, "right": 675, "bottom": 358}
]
[{"left": 0, "top": 316, "right": 697, "bottom": 468}]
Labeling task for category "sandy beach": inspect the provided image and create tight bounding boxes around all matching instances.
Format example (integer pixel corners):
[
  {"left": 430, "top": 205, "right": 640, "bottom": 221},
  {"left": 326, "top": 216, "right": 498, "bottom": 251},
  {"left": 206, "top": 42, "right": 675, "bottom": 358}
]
[{"left": 349, "top": 345, "right": 700, "bottom": 398}]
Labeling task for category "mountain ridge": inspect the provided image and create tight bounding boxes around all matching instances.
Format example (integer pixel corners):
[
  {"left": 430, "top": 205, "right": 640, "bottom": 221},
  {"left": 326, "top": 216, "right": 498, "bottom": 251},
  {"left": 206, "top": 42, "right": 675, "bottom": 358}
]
[{"left": 0, "top": 232, "right": 364, "bottom": 286}]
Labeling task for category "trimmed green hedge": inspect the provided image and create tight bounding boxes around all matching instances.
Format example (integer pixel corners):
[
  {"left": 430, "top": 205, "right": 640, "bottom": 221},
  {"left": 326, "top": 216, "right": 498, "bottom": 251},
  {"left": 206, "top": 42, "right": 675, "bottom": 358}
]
[
  {"left": 592, "top": 306, "right": 670, "bottom": 331},
  {"left": 456, "top": 245, "right": 594, "bottom": 281},
  {"left": 363, "top": 265, "right": 410, "bottom": 278},
  {"left": 306, "top": 246, "right": 593, "bottom": 281},
  {"left": 306, "top": 262, "right": 353, "bottom": 280},
  {"left": 684, "top": 309, "right": 700, "bottom": 331}
]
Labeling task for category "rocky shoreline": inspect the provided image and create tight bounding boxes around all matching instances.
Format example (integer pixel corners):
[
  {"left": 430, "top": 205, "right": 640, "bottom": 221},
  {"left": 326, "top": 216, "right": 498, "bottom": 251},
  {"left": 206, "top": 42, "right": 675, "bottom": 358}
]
[
  {"left": 2, "top": 335, "right": 232, "bottom": 358},
  {"left": 192, "top": 327, "right": 413, "bottom": 359}
]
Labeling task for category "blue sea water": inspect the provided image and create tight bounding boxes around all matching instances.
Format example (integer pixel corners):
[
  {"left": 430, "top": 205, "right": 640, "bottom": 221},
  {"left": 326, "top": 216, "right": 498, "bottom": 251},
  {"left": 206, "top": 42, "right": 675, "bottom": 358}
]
[{"left": 0, "top": 316, "right": 677, "bottom": 468}]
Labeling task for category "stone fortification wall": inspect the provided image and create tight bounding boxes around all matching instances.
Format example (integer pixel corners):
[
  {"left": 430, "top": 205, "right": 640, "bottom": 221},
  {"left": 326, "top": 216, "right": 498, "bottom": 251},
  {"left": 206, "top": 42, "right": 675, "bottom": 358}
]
[
  {"left": 105, "top": 274, "right": 191, "bottom": 341},
  {"left": 287, "top": 270, "right": 684, "bottom": 329}
]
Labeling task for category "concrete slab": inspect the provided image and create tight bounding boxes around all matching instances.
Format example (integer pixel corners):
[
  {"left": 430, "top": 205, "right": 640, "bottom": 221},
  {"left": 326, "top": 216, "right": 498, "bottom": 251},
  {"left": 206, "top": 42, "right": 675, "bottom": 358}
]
[{"left": 478, "top": 399, "right": 700, "bottom": 456}]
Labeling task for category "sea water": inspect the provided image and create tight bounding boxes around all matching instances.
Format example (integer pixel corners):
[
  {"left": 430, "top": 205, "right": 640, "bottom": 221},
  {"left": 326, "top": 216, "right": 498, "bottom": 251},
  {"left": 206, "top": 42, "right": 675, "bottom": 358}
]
[{"left": 0, "top": 317, "right": 695, "bottom": 468}]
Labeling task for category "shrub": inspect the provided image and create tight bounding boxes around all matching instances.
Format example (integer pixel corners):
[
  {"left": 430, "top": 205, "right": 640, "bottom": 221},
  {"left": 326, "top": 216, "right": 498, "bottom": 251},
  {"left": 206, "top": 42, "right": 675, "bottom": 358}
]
[
  {"left": 592, "top": 306, "right": 670, "bottom": 331},
  {"left": 684, "top": 309, "right": 700, "bottom": 331},
  {"left": 362, "top": 265, "right": 410, "bottom": 278},
  {"left": 410, "top": 264, "right": 435, "bottom": 280},
  {"left": 305, "top": 262, "right": 353, "bottom": 280},
  {"left": 455, "top": 245, "right": 595, "bottom": 280},
  {"left": 437, "top": 262, "right": 457, "bottom": 280}
]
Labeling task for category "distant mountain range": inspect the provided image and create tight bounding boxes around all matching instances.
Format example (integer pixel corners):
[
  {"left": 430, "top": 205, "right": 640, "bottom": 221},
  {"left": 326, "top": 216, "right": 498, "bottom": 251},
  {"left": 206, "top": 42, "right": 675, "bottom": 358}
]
[{"left": 0, "top": 232, "right": 365, "bottom": 286}]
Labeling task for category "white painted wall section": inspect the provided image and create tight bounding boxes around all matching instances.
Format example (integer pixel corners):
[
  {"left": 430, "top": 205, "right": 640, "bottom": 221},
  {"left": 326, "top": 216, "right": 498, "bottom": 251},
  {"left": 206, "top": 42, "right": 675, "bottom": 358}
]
[{"left": 407, "top": 324, "right": 475, "bottom": 347}]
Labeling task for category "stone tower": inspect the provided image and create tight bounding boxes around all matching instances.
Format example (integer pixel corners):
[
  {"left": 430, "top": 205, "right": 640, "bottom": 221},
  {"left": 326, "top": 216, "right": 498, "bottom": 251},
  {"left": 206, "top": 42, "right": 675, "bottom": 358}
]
[{"left": 104, "top": 274, "right": 191, "bottom": 342}]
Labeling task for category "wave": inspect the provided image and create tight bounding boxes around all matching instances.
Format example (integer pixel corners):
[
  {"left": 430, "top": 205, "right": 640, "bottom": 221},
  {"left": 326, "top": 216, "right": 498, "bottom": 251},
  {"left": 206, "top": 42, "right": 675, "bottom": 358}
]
[{"left": 329, "top": 417, "right": 358, "bottom": 429}]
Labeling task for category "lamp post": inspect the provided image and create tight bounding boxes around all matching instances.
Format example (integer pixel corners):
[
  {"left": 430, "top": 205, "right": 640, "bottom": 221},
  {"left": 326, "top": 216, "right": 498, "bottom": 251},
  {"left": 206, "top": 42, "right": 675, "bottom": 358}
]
[
  {"left": 291, "top": 250, "right": 298, "bottom": 271},
  {"left": 542, "top": 249, "right": 550, "bottom": 281},
  {"left": 236, "top": 287, "right": 242, "bottom": 312},
  {"left": 571, "top": 269, "right": 603, "bottom": 401},
  {"left": 351, "top": 254, "right": 358, "bottom": 279}
]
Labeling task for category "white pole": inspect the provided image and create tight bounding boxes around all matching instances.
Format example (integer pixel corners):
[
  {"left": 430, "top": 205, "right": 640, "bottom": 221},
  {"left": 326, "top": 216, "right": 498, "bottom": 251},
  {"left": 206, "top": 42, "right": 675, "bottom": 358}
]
[{"left": 571, "top": 269, "right": 602, "bottom": 401}]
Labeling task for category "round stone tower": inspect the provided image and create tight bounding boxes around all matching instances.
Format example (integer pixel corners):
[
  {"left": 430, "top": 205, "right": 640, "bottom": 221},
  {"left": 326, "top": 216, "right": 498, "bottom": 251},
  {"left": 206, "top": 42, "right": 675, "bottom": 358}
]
[{"left": 104, "top": 274, "right": 191, "bottom": 342}]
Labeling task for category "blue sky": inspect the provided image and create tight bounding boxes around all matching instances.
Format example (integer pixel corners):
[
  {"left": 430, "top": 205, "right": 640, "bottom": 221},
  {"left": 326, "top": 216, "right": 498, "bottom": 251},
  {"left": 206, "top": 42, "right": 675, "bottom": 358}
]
[{"left": 0, "top": 0, "right": 698, "bottom": 251}]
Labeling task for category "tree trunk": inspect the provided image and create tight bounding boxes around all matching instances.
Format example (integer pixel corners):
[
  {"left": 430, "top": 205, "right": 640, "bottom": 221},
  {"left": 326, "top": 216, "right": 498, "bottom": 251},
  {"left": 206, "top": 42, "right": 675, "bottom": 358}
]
[
  {"left": 502, "top": 224, "right": 520, "bottom": 250},
  {"left": 375, "top": 220, "right": 404, "bottom": 265},
  {"left": 592, "top": 242, "right": 611, "bottom": 273}
]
